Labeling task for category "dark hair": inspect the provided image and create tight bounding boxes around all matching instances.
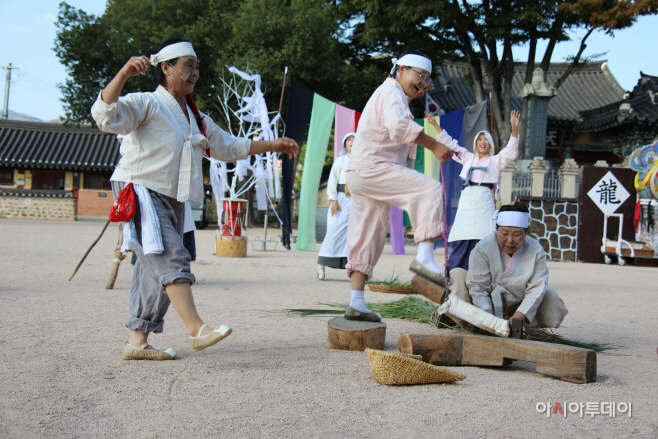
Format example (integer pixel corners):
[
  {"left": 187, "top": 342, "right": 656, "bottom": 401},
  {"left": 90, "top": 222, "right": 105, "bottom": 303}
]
[
  {"left": 153, "top": 37, "right": 191, "bottom": 90},
  {"left": 389, "top": 48, "right": 431, "bottom": 78},
  {"left": 499, "top": 201, "right": 529, "bottom": 214}
]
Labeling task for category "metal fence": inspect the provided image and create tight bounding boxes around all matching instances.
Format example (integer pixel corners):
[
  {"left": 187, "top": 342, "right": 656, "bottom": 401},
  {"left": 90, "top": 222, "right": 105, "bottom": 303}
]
[
  {"left": 543, "top": 169, "right": 562, "bottom": 198},
  {"left": 511, "top": 171, "right": 531, "bottom": 199}
]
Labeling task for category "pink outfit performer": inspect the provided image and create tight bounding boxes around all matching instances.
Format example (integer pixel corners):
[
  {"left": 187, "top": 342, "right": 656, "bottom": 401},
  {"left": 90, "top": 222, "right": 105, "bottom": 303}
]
[
  {"left": 343, "top": 50, "right": 453, "bottom": 322},
  {"left": 346, "top": 77, "right": 443, "bottom": 278}
]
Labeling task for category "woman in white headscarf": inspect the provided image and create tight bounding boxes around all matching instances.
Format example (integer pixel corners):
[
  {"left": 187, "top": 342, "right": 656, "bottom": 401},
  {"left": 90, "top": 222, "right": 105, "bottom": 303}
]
[
  {"left": 91, "top": 37, "right": 298, "bottom": 361},
  {"left": 317, "top": 132, "right": 356, "bottom": 280},
  {"left": 425, "top": 110, "right": 520, "bottom": 273},
  {"left": 449, "top": 202, "right": 568, "bottom": 331}
]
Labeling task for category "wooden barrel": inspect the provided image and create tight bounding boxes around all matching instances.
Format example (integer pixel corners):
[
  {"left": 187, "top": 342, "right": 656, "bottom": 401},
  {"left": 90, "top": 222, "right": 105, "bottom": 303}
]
[{"left": 216, "top": 235, "right": 247, "bottom": 258}]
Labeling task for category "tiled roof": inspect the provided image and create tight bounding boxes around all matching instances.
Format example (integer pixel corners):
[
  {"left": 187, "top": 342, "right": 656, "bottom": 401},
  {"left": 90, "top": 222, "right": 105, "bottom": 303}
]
[
  {"left": 574, "top": 91, "right": 658, "bottom": 132},
  {"left": 0, "top": 188, "right": 75, "bottom": 198},
  {"left": 0, "top": 119, "right": 120, "bottom": 171},
  {"left": 431, "top": 61, "right": 626, "bottom": 122}
]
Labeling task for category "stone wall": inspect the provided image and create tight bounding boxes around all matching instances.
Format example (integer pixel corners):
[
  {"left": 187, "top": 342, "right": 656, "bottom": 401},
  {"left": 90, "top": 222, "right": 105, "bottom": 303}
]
[
  {"left": 0, "top": 190, "right": 76, "bottom": 220},
  {"left": 518, "top": 197, "right": 578, "bottom": 261}
]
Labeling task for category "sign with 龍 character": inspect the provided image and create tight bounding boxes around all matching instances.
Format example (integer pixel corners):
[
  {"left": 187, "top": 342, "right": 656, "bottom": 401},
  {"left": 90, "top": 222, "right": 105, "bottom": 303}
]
[
  {"left": 578, "top": 167, "right": 636, "bottom": 263},
  {"left": 586, "top": 171, "right": 630, "bottom": 215}
]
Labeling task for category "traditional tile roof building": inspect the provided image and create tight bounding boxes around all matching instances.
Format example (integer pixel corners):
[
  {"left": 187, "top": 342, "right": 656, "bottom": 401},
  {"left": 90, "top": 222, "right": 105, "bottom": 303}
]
[
  {"left": 0, "top": 119, "right": 120, "bottom": 218},
  {"left": 429, "top": 62, "right": 658, "bottom": 165}
]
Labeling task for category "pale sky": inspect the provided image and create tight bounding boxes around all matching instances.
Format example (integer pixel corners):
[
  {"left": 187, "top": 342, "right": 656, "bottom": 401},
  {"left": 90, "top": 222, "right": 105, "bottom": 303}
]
[{"left": 1, "top": 1, "right": 657, "bottom": 121}]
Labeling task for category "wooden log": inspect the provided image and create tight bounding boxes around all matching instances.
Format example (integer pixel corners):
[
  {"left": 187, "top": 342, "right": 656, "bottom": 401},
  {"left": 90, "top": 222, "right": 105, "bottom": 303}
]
[
  {"left": 410, "top": 274, "right": 446, "bottom": 304},
  {"left": 106, "top": 224, "right": 125, "bottom": 290},
  {"left": 326, "top": 317, "right": 386, "bottom": 351},
  {"left": 398, "top": 333, "right": 596, "bottom": 384}
]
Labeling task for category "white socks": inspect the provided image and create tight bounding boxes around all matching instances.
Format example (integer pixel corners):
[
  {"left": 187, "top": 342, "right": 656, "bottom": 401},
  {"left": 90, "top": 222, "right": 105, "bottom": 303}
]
[
  {"left": 416, "top": 241, "right": 443, "bottom": 274},
  {"left": 350, "top": 290, "right": 371, "bottom": 313}
]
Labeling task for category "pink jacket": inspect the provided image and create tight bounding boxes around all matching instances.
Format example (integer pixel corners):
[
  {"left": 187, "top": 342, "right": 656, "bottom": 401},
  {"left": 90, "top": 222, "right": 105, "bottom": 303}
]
[
  {"left": 436, "top": 130, "right": 518, "bottom": 184},
  {"left": 347, "top": 78, "right": 423, "bottom": 171}
]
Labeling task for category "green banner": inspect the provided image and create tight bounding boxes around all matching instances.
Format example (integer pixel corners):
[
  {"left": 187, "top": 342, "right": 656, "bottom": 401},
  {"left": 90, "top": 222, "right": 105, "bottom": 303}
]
[{"left": 296, "top": 94, "right": 336, "bottom": 251}]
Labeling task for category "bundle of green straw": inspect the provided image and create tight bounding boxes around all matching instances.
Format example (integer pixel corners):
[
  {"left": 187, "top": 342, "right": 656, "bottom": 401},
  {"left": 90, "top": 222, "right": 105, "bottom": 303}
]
[{"left": 285, "top": 296, "right": 617, "bottom": 353}]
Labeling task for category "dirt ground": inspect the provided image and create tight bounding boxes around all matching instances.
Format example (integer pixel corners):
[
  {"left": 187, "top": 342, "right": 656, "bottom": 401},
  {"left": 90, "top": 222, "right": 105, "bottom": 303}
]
[{"left": 0, "top": 218, "right": 656, "bottom": 438}]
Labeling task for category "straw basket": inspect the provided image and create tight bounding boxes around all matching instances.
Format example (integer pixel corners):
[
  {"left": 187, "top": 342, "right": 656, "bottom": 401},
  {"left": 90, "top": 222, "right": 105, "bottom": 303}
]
[
  {"left": 364, "top": 349, "right": 465, "bottom": 385},
  {"left": 367, "top": 283, "right": 414, "bottom": 294},
  {"left": 216, "top": 235, "right": 247, "bottom": 258}
]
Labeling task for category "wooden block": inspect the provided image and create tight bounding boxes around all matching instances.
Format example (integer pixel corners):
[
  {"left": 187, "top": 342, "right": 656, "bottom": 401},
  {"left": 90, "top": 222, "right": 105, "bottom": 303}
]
[
  {"left": 410, "top": 274, "right": 446, "bottom": 304},
  {"left": 326, "top": 317, "right": 386, "bottom": 351},
  {"left": 398, "top": 333, "right": 596, "bottom": 384}
]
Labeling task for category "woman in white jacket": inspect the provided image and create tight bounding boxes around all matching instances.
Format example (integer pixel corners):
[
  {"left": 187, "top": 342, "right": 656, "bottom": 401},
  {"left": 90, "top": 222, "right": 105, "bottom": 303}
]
[
  {"left": 92, "top": 37, "right": 297, "bottom": 360},
  {"left": 425, "top": 110, "right": 520, "bottom": 273},
  {"left": 317, "top": 133, "right": 356, "bottom": 280}
]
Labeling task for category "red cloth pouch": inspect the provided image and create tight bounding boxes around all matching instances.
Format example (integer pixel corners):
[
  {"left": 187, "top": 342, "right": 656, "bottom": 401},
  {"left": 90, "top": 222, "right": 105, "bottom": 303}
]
[{"left": 110, "top": 183, "right": 137, "bottom": 222}]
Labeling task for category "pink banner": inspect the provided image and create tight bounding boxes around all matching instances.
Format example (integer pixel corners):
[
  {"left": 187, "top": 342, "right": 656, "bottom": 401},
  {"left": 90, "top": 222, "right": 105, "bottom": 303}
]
[{"left": 334, "top": 104, "right": 356, "bottom": 158}]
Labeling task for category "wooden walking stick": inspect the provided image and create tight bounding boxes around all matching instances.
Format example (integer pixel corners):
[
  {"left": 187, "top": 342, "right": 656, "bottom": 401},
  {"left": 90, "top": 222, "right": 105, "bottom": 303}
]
[
  {"left": 69, "top": 220, "right": 111, "bottom": 281},
  {"left": 106, "top": 224, "right": 127, "bottom": 289}
]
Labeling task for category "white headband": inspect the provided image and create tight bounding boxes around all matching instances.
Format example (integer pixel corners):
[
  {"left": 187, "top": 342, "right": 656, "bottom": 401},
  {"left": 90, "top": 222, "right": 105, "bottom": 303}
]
[
  {"left": 150, "top": 42, "right": 197, "bottom": 65},
  {"left": 390, "top": 54, "right": 432, "bottom": 76},
  {"left": 493, "top": 210, "right": 530, "bottom": 228}
]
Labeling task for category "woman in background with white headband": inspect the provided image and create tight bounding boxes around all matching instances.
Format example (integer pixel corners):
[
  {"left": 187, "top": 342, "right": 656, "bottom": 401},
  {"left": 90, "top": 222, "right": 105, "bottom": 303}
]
[
  {"left": 317, "top": 132, "right": 356, "bottom": 280},
  {"left": 343, "top": 48, "right": 453, "bottom": 322},
  {"left": 91, "top": 37, "right": 298, "bottom": 360},
  {"left": 449, "top": 202, "right": 568, "bottom": 332}
]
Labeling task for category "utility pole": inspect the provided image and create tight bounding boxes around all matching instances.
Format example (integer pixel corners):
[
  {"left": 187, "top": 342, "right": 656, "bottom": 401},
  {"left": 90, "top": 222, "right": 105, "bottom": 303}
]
[{"left": 1, "top": 63, "right": 18, "bottom": 119}]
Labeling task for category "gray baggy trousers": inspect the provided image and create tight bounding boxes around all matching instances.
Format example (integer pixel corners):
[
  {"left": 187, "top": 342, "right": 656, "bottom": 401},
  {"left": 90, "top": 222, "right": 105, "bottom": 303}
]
[{"left": 112, "top": 182, "right": 195, "bottom": 334}]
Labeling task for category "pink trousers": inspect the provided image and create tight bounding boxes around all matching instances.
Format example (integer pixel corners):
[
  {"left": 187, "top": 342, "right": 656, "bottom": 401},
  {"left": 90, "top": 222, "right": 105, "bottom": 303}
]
[{"left": 345, "top": 164, "right": 444, "bottom": 279}]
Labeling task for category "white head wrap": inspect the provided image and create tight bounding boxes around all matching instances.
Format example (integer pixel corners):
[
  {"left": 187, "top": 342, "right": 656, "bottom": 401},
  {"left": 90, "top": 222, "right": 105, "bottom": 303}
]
[
  {"left": 340, "top": 132, "right": 357, "bottom": 157},
  {"left": 492, "top": 209, "right": 530, "bottom": 228},
  {"left": 150, "top": 42, "right": 197, "bottom": 65},
  {"left": 473, "top": 130, "right": 495, "bottom": 156},
  {"left": 342, "top": 132, "right": 356, "bottom": 146},
  {"left": 390, "top": 54, "right": 432, "bottom": 76}
]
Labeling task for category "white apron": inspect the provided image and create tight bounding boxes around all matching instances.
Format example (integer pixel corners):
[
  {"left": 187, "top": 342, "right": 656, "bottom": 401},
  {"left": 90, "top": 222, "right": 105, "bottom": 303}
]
[
  {"left": 318, "top": 192, "right": 351, "bottom": 257},
  {"left": 448, "top": 185, "right": 495, "bottom": 242}
]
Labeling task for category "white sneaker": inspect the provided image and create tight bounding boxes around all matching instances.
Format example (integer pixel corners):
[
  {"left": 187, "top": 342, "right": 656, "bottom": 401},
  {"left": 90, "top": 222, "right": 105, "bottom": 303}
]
[{"left": 317, "top": 265, "right": 325, "bottom": 280}]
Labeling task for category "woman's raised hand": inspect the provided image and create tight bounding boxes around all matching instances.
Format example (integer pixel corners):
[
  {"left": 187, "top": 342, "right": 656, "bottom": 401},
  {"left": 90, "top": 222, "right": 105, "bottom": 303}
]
[
  {"left": 424, "top": 111, "right": 439, "bottom": 127},
  {"left": 510, "top": 110, "right": 520, "bottom": 137},
  {"left": 101, "top": 56, "right": 151, "bottom": 104},
  {"left": 120, "top": 56, "right": 151, "bottom": 79}
]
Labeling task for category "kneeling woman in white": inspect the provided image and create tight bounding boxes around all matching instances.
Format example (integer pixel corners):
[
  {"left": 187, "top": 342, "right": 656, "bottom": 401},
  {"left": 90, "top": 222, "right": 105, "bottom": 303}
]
[{"left": 317, "top": 133, "right": 355, "bottom": 280}]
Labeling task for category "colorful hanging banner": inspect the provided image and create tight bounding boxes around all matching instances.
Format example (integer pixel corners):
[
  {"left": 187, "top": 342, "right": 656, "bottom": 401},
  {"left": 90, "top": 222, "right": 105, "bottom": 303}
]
[
  {"left": 334, "top": 104, "right": 356, "bottom": 159},
  {"left": 281, "top": 80, "right": 314, "bottom": 250},
  {"left": 423, "top": 121, "right": 442, "bottom": 181},
  {"left": 296, "top": 93, "right": 336, "bottom": 251},
  {"left": 389, "top": 206, "right": 406, "bottom": 254},
  {"left": 440, "top": 109, "right": 465, "bottom": 246}
]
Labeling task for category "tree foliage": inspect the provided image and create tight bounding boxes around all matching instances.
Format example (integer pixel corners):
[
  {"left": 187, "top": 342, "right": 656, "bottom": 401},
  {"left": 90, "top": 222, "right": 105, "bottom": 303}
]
[
  {"left": 341, "top": 0, "right": 658, "bottom": 153},
  {"left": 54, "top": 0, "right": 388, "bottom": 126}
]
